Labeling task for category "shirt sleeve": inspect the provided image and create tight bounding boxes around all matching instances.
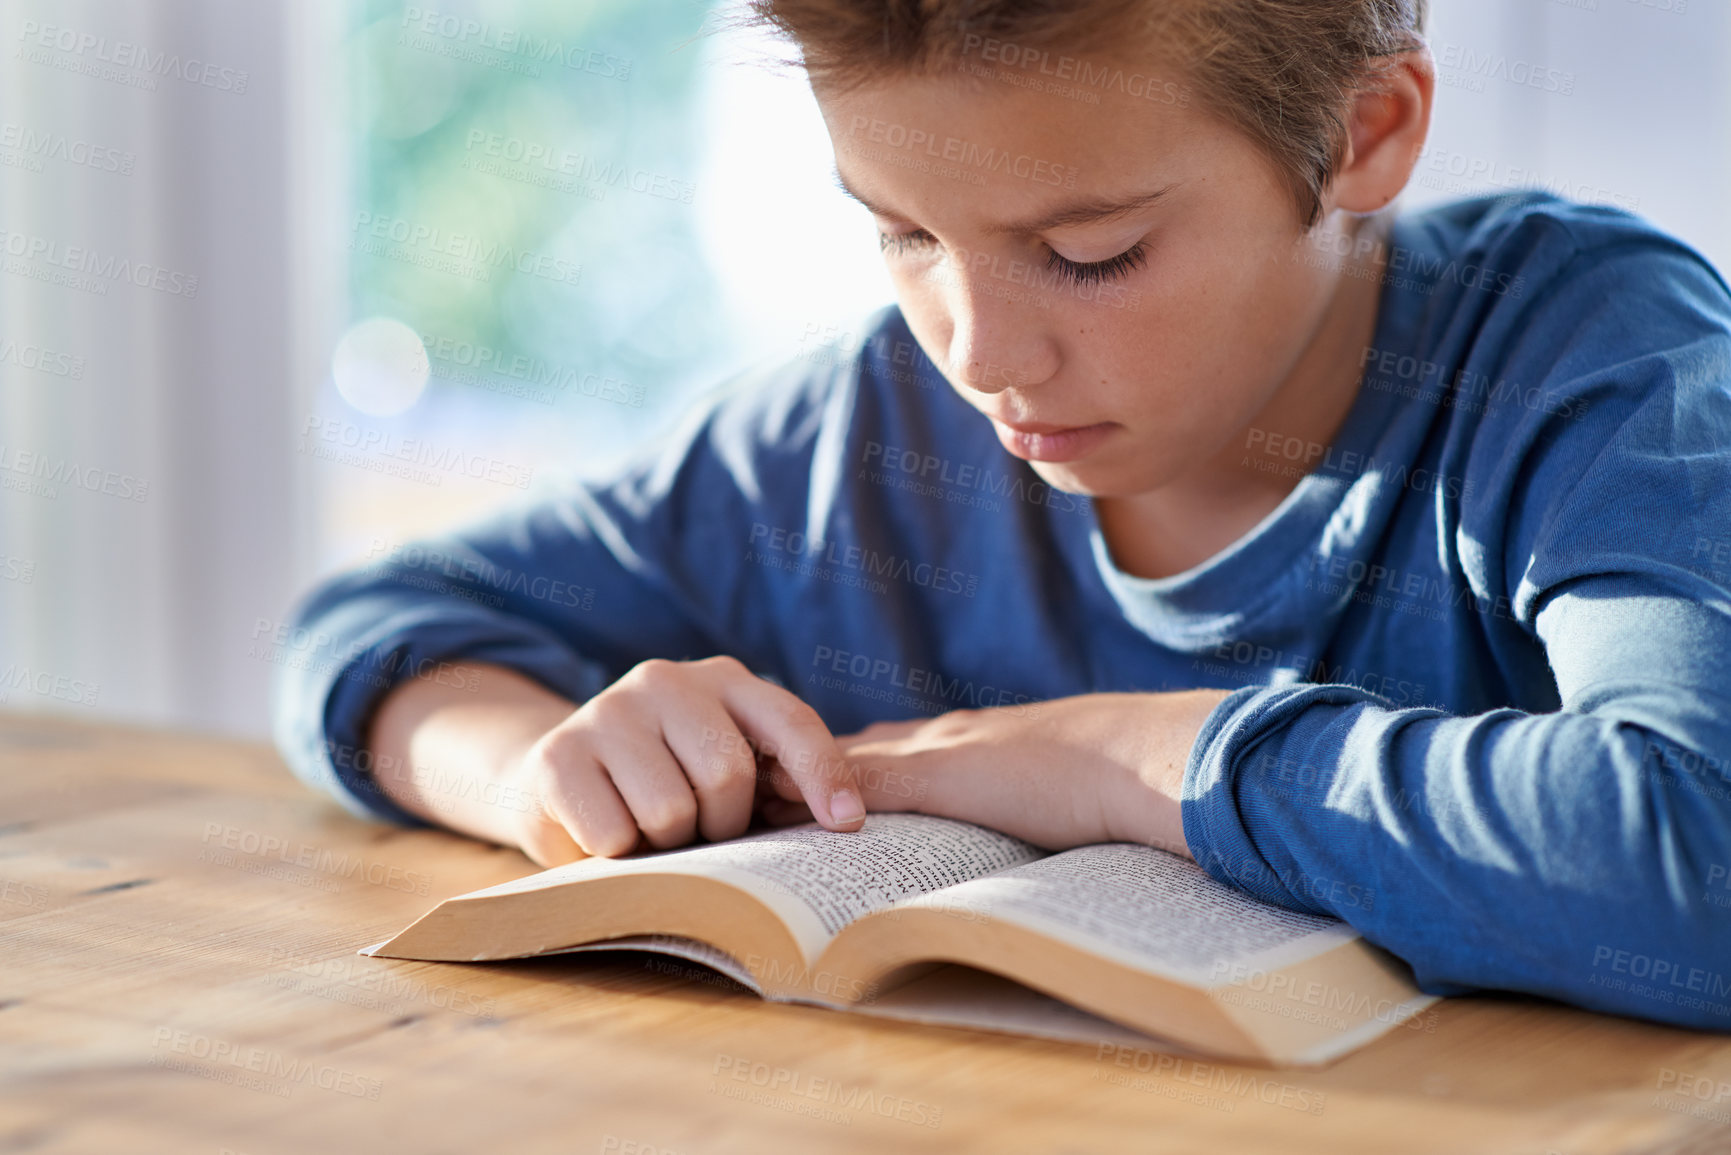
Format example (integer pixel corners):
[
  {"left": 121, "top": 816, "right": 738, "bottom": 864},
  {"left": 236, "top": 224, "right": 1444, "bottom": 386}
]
[
  {"left": 270, "top": 344, "right": 860, "bottom": 825},
  {"left": 1180, "top": 234, "right": 1731, "bottom": 1028}
]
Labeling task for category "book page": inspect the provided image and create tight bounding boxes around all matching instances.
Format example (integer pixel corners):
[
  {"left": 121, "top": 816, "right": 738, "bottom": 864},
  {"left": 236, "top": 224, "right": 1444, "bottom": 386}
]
[
  {"left": 547, "top": 935, "right": 765, "bottom": 995},
  {"left": 850, "top": 965, "right": 1189, "bottom": 1052},
  {"left": 894, "top": 843, "right": 1352, "bottom": 986},
  {"left": 679, "top": 814, "right": 1043, "bottom": 960},
  {"left": 456, "top": 813, "right": 1043, "bottom": 964},
  {"left": 540, "top": 943, "right": 1196, "bottom": 1052}
]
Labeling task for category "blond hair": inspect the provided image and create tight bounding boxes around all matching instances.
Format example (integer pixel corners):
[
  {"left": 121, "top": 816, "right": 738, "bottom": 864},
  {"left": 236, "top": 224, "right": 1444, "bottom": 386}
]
[{"left": 742, "top": 0, "right": 1428, "bottom": 228}]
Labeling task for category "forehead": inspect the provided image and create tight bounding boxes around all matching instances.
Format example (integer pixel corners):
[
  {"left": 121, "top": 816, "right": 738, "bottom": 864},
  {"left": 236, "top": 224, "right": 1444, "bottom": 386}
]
[
  {"left": 812, "top": 62, "right": 1216, "bottom": 229},
  {"left": 813, "top": 53, "right": 1196, "bottom": 152}
]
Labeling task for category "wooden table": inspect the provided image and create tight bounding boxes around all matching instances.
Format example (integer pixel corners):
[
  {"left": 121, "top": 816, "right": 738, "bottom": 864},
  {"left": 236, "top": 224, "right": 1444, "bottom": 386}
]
[{"left": 1, "top": 713, "right": 1728, "bottom": 1154}]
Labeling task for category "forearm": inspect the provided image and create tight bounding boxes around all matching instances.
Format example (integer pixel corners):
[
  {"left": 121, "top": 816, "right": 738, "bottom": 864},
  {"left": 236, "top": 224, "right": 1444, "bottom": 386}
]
[
  {"left": 1184, "top": 678, "right": 1731, "bottom": 1026},
  {"left": 366, "top": 661, "right": 577, "bottom": 846}
]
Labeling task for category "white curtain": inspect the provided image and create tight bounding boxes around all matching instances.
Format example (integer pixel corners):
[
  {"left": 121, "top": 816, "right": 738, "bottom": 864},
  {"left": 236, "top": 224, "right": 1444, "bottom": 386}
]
[{"left": 0, "top": 0, "right": 342, "bottom": 736}]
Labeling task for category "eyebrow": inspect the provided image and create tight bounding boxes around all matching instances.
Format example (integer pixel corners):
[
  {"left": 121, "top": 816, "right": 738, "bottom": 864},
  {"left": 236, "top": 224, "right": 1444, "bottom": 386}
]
[{"left": 831, "top": 162, "right": 1176, "bottom": 235}]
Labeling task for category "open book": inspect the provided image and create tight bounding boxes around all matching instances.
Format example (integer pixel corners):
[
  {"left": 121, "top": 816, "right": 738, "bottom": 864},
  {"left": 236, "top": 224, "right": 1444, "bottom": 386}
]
[{"left": 365, "top": 814, "right": 1436, "bottom": 1065}]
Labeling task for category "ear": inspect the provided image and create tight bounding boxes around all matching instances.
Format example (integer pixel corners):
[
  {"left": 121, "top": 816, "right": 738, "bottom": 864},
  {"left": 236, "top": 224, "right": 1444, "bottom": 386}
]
[{"left": 1325, "top": 48, "right": 1436, "bottom": 215}]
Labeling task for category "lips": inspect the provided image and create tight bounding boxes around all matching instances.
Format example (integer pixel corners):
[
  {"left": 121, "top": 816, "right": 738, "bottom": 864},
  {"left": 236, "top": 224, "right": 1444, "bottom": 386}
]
[
  {"left": 990, "top": 418, "right": 1116, "bottom": 464},
  {"left": 994, "top": 419, "right": 1078, "bottom": 435}
]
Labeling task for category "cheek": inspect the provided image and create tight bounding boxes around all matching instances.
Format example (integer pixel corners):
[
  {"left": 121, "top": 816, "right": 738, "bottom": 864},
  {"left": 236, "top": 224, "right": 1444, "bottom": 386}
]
[
  {"left": 1139, "top": 234, "right": 1311, "bottom": 375},
  {"left": 1080, "top": 294, "right": 1279, "bottom": 434},
  {"left": 1077, "top": 276, "right": 1222, "bottom": 394}
]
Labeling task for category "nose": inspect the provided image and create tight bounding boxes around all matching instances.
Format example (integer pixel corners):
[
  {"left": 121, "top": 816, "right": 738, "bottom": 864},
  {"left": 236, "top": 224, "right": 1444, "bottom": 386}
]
[{"left": 942, "top": 264, "right": 1059, "bottom": 395}]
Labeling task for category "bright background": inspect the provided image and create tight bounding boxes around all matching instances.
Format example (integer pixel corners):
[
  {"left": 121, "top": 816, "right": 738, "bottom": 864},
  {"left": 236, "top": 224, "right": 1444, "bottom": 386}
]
[{"left": 0, "top": 0, "right": 1726, "bottom": 738}]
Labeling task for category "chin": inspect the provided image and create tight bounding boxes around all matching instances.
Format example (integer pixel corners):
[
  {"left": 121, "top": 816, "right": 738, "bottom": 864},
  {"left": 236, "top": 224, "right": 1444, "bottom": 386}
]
[{"left": 1026, "top": 457, "right": 1170, "bottom": 500}]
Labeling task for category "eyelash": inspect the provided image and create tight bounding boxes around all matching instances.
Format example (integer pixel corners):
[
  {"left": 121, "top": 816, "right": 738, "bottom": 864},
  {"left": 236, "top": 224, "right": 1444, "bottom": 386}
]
[{"left": 877, "top": 229, "right": 1149, "bottom": 286}]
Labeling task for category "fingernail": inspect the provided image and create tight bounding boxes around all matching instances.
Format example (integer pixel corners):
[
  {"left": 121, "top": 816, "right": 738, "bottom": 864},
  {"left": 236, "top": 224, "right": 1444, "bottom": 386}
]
[{"left": 829, "top": 789, "right": 864, "bottom": 824}]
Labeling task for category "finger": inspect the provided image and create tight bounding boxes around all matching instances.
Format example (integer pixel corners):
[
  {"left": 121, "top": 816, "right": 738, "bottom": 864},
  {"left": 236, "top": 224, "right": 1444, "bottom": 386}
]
[
  {"left": 760, "top": 752, "right": 856, "bottom": 808},
  {"left": 719, "top": 675, "right": 863, "bottom": 830},
  {"left": 665, "top": 702, "right": 758, "bottom": 843},
  {"left": 803, "top": 734, "right": 936, "bottom": 814},
  {"left": 531, "top": 740, "right": 640, "bottom": 858},
  {"left": 597, "top": 728, "right": 701, "bottom": 851},
  {"left": 517, "top": 809, "right": 587, "bottom": 868},
  {"left": 765, "top": 759, "right": 921, "bottom": 818}
]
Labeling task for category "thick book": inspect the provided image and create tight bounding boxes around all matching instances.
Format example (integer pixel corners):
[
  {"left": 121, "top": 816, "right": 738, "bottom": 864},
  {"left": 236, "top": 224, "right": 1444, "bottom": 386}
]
[{"left": 364, "top": 814, "right": 1436, "bottom": 1065}]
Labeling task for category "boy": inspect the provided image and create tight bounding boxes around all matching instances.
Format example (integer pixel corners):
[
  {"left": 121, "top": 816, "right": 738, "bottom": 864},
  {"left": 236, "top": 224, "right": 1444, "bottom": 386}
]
[{"left": 274, "top": 0, "right": 1731, "bottom": 1030}]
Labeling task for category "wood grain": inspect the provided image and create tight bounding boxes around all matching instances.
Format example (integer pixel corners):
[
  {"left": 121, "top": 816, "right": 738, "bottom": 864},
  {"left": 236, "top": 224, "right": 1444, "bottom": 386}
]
[{"left": 0, "top": 712, "right": 1726, "bottom": 1154}]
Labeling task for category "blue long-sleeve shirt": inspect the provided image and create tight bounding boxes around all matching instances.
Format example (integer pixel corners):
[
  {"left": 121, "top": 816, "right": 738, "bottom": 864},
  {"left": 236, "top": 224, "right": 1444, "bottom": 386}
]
[{"left": 273, "top": 192, "right": 1731, "bottom": 1030}]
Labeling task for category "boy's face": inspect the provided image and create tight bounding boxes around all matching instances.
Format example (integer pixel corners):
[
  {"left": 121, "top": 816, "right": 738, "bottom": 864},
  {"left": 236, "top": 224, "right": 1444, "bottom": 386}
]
[{"left": 814, "top": 63, "right": 1372, "bottom": 500}]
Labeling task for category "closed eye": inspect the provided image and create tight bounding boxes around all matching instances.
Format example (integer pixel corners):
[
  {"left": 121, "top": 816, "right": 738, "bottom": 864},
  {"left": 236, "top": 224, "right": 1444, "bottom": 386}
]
[
  {"left": 1047, "top": 241, "right": 1147, "bottom": 286},
  {"left": 878, "top": 229, "right": 939, "bottom": 257},
  {"left": 877, "top": 229, "right": 1147, "bottom": 286}
]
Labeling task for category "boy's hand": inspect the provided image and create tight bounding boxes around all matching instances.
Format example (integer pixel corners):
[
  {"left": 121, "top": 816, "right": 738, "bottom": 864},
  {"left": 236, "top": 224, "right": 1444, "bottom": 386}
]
[
  {"left": 769, "top": 690, "right": 1233, "bottom": 855},
  {"left": 504, "top": 656, "right": 864, "bottom": 865}
]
